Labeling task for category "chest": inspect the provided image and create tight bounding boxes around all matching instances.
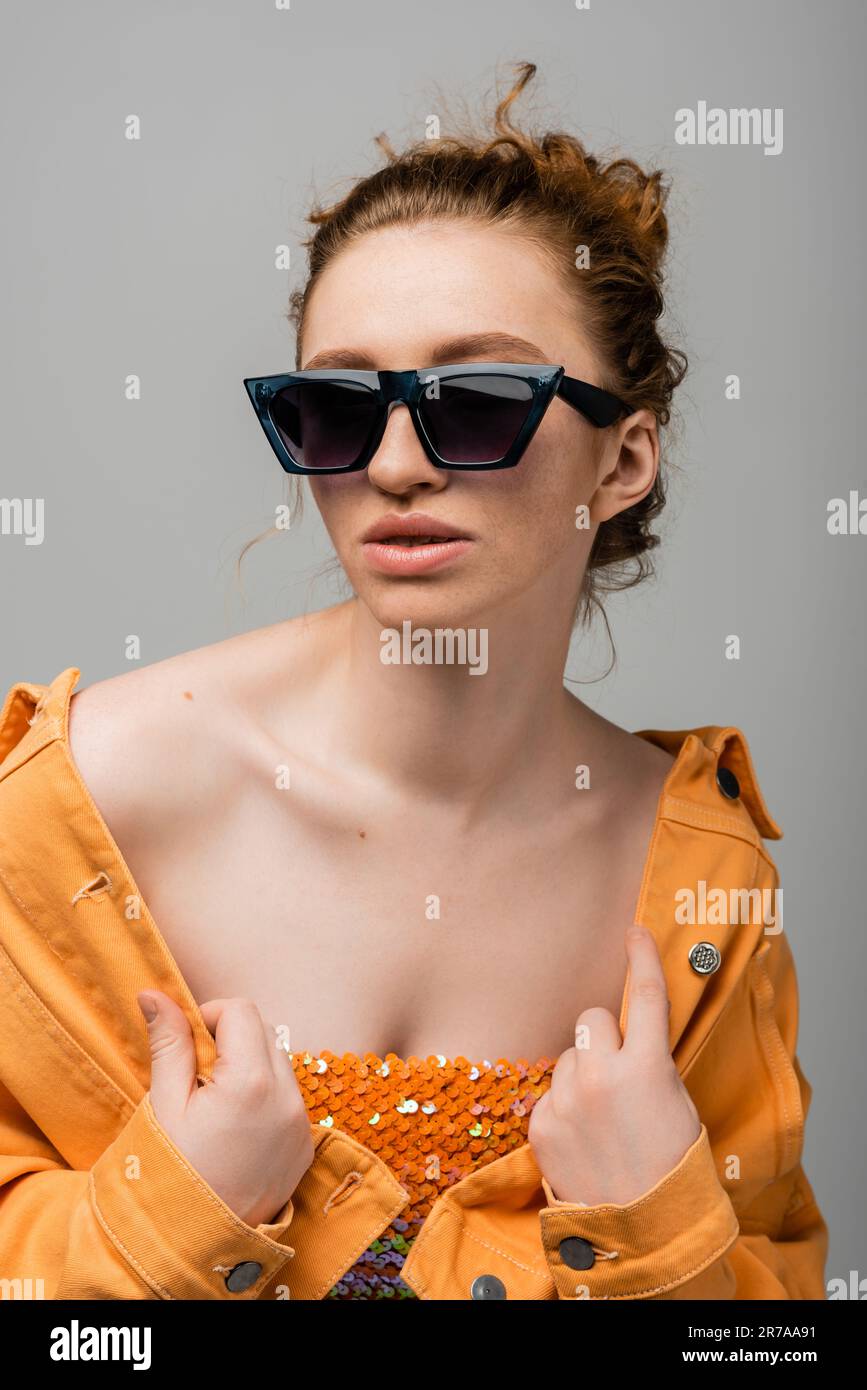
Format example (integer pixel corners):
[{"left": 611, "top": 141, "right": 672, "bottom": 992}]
[{"left": 125, "top": 791, "right": 645, "bottom": 1063}]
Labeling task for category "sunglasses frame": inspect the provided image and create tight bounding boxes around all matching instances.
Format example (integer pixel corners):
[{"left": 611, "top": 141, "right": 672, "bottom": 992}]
[{"left": 243, "top": 362, "right": 631, "bottom": 475}]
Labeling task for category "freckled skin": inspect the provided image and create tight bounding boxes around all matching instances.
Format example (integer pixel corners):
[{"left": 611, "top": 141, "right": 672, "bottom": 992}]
[{"left": 302, "top": 221, "right": 660, "bottom": 638}]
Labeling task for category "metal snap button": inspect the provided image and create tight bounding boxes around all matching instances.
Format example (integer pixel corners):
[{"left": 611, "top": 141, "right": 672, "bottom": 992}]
[
  {"left": 688, "top": 941, "right": 722, "bottom": 976},
  {"left": 224, "top": 1260, "right": 263, "bottom": 1293},
  {"left": 716, "top": 766, "right": 740, "bottom": 800},
  {"left": 558, "top": 1236, "right": 595, "bottom": 1270},
  {"left": 470, "top": 1273, "right": 507, "bottom": 1300}
]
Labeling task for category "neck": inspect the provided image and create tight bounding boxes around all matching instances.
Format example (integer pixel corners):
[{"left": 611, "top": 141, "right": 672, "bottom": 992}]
[{"left": 319, "top": 593, "right": 597, "bottom": 811}]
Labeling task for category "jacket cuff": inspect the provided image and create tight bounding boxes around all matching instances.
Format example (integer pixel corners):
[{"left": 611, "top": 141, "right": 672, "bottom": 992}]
[
  {"left": 256, "top": 1197, "right": 295, "bottom": 1242},
  {"left": 90, "top": 1094, "right": 296, "bottom": 1299},
  {"left": 538, "top": 1124, "right": 739, "bottom": 1300}
]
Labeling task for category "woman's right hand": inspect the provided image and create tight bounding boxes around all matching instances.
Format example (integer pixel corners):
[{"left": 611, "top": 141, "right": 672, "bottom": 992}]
[{"left": 136, "top": 990, "right": 314, "bottom": 1228}]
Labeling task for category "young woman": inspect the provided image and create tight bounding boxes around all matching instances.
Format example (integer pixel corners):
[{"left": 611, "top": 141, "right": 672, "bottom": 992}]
[{"left": 0, "top": 63, "right": 827, "bottom": 1300}]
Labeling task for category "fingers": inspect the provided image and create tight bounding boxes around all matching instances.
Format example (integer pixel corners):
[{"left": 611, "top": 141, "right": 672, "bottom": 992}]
[
  {"left": 262, "top": 1016, "right": 295, "bottom": 1082},
  {"left": 576, "top": 1005, "right": 622, "bottom": 1051},
  {"left": 621, "top": 925, "right": 671, "bottom": 1056},
  {"left": 137, "top": 989, "right": 198, "bottom": 1114},
  {"left": 549, "top": 1002, "right": 622, "bottom": 1098},
  {"left": 198, "top": 998, "right": 281, "bottom": 1087},
  {"left": 549, "top": 926, "right": 670, "bottom": 1095}
]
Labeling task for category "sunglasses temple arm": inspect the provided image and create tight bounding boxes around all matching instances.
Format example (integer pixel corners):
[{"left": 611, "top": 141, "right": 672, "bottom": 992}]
[{"left": 557, "top": 376, "right": 629, "bottom": 428}]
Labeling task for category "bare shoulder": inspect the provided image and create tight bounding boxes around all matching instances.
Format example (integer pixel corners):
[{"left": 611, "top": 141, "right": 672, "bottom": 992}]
[
  {"left": 606, "top": 728, "right": 675, "bottom": 829},
  {"left": 567, "top": 697, "right": 676, "bottom": 788},
  {"left": 67, "top": 648, "right": 221, "bottom": 845},
  {"left": 628, "top": 727, "right": 677, "bottom": 782},
  {"left": 67, "top": 612, "right": 332, "bottom": 842},
  {"left": 562, "top": 701, "right": 677, "bottom": 852}
]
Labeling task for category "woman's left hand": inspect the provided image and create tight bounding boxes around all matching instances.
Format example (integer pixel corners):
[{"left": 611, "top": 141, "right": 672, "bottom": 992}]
[{"left": 528, "top": 924, "right": 702, "bottom": 1207}]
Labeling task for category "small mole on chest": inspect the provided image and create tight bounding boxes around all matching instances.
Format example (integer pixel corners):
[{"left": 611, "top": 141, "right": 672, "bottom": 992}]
[
  {"left": 358, "top": 830, "right": 366, "bottom": 839},
  {"left": 182, "top": 691, "right": 193, "bottom": 701}
]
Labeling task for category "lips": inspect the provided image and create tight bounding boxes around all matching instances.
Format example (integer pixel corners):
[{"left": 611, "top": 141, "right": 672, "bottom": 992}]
[
  {"left": 361, "top": 512, "right": 473, "bottom": 545},
  {"left": 360, "top": 513, "right": 475, "bottom": 576},
  {"left": 377, "top": 534, "right": 452, "bottom": 547}
]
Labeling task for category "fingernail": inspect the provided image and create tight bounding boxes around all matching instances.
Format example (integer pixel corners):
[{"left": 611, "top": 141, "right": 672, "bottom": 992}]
[{"left": 138, "top": 992, "right": 158, "bottom": 1021}]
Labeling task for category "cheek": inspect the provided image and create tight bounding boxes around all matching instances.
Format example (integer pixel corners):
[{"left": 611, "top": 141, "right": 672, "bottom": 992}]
[
  {"left": 309, "top": 474, "right": 361, "bottom": 500},
  {"left": 497, "top": 419, "right": 597, "bottom": 550},
  {"left": 308, "top": 474, "right": 364, "bottom": 533}
]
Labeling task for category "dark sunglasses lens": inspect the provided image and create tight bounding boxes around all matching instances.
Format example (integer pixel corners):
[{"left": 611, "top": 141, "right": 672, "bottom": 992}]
[
  {"left": 420, "top": 374, "right": 535, "bottom": 465},
  {"left": 269, "top": 381, "right": 379, "bottom": 470}
]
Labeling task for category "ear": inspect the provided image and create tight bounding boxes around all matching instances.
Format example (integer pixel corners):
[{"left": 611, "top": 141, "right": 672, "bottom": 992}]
[{"left": 588, "top": 409, "right": 659, "bottom": 524}]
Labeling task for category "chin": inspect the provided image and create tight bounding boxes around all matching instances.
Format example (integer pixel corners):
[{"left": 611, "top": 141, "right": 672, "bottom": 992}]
[{"left": 358, "top": 578, "right": 496, "bottom": 637}]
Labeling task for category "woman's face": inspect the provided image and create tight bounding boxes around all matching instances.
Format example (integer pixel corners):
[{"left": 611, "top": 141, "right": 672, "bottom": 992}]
[{"left": 301, "top": 220, "right": 656, "bottom": 633}]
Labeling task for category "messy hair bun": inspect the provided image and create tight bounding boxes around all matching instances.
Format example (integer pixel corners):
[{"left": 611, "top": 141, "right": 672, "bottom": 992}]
[{"left": 287, "top": 61, "right": 688, "bottom": 622}]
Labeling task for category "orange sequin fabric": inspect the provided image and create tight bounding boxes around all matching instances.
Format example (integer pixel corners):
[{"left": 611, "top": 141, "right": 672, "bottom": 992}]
[{"left": 290, "top": 1050, "right": 557, "bottom": 1300}]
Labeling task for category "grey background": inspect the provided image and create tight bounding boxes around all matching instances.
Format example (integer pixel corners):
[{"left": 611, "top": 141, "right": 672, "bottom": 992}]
[{"left": 2, "top": 0, "right": 863, "bottom": 1288}]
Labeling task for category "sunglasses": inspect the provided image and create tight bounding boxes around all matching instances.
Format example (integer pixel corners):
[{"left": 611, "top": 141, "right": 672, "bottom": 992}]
[{"left": 243, "top": 362, "right": 630, "bottom": 474}]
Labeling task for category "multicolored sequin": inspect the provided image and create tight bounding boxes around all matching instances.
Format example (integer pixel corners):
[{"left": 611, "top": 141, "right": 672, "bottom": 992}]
[{"left": 290, "top": 1050, "right": 557, "bottom": 1300}]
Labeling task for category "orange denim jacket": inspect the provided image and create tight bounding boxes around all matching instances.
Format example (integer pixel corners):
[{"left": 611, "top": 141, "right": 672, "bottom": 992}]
[{"left": 0, "top": 668, "right": 828, "bottom": 1300}]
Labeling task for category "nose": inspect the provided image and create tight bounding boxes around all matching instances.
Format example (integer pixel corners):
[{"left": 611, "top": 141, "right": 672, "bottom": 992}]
[{"left": 366, "top": 401, "right": 447, "bottom": 494}]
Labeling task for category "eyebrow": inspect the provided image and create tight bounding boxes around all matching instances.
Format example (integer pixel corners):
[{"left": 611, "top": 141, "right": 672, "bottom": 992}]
[{"left": 301, "top": 332, "right": 554, "bottom": 371}]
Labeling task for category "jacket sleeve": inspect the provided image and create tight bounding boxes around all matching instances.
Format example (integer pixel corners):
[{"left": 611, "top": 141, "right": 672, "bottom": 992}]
[
  {"left": 0, "top": 1082, "right": 298, "bottom": 1299},
  {"left": 536, "top": 927, "right": 829, "bottom": 1300}
]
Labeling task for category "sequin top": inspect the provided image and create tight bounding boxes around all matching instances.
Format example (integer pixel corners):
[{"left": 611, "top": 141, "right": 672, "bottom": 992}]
[{"left": 290, "top": 1050, "right": 557, "bottom": 1299}]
